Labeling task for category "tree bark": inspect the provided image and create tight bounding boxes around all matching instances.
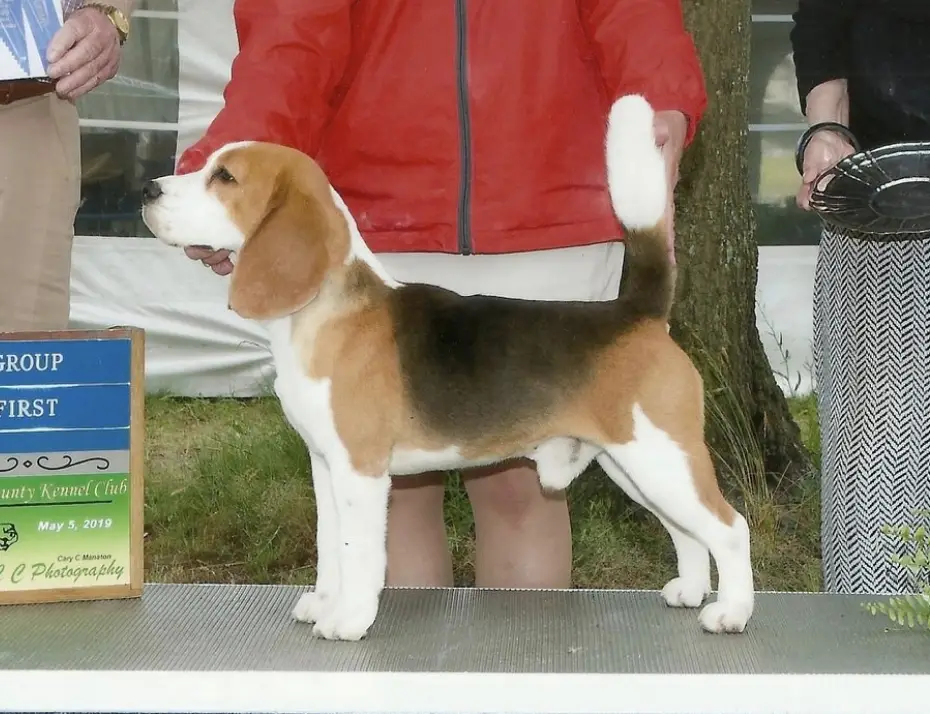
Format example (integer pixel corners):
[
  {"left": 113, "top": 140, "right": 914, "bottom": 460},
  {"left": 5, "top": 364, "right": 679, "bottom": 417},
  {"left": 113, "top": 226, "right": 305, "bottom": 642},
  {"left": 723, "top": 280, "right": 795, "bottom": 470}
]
[{"left": 671, "top": 0, "right": 814, "bottom": 493}]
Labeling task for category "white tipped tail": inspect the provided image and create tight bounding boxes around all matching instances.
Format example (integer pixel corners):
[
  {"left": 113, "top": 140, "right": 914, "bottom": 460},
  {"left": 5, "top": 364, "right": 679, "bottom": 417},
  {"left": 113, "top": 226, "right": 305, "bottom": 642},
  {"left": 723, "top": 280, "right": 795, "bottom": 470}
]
[
  {"left": 605, "top": 95, "right": 676, "bottom": 320},
  {"left": 606, "top": 94, "right": 668, "bottom": 231}
]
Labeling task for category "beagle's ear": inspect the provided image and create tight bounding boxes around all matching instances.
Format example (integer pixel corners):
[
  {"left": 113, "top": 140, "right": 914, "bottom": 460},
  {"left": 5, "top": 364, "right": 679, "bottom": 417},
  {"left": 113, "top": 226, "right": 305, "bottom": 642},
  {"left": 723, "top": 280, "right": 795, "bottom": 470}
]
[{"left": 228, "top": 188, "right": 333, "bottom": 320}]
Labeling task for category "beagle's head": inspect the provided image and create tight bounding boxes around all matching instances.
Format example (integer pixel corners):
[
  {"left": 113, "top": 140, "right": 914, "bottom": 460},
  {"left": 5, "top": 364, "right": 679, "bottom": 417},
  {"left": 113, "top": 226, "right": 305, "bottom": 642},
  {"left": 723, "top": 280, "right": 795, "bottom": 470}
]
[{"left": 141, "top": 140, "right": 350, "bottom": 321}]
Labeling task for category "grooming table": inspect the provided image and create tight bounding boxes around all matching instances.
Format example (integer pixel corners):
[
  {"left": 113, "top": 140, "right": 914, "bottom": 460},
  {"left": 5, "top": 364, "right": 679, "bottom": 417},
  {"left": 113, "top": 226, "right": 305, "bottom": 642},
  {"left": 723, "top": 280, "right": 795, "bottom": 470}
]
[{"left": 1, "top": 583, "right": 928, "bottom": 713}]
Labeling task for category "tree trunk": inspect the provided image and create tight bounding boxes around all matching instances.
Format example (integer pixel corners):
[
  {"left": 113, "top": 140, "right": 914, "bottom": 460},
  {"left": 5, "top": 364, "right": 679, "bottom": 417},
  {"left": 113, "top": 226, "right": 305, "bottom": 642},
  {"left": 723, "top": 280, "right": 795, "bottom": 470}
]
[{"left": 672, "top": 0, "right": 814, "bottom": 493}]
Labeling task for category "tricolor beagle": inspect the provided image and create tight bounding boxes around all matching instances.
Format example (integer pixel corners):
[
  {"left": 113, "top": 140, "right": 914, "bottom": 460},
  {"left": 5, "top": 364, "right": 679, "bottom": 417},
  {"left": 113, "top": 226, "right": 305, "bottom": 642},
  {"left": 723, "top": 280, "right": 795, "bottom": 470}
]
[{"left": 141, "top": 95, "right": 754, "bottom": 642}]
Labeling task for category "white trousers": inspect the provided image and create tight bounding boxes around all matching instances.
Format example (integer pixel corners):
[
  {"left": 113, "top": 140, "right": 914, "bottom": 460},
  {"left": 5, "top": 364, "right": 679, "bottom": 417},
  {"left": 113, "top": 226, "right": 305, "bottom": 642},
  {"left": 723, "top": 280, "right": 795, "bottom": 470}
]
[{"left": 376, "top": 242, "right": 626, "bottom": 302}]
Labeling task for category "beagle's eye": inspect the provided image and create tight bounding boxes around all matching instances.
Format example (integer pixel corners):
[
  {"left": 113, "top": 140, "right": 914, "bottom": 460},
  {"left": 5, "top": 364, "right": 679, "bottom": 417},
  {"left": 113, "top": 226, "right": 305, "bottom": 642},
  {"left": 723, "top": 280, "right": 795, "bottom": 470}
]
[{"left": 211, "top": 166, "right": 237, "bottom": 184}]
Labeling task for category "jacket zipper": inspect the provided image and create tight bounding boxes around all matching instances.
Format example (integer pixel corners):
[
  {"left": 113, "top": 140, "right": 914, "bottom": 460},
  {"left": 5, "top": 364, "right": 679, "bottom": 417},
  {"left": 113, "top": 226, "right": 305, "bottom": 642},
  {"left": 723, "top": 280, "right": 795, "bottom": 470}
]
[{"left": 454, "top": 0, "right": 473, "bottom": 255}]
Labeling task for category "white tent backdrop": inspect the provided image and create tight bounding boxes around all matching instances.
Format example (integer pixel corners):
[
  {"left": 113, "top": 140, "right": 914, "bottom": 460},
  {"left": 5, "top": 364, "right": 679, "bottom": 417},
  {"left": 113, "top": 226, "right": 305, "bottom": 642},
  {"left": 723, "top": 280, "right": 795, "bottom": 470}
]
[{"left": 67, "top": 0, "right": 818, "bottom": 398}]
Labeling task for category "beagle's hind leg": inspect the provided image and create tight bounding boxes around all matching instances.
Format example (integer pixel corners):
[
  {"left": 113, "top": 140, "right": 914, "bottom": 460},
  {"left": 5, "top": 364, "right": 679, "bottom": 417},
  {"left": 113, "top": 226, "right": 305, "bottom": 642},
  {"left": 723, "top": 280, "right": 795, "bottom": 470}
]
[
  {"left": 596, "top": 405, "right": 754, "bottom": 633},
  {"left": 600, "top": 458, "right": 712, "bottom": 608},
  {"left": 534, "top": 436, "right": 711, "bottom": 607}
]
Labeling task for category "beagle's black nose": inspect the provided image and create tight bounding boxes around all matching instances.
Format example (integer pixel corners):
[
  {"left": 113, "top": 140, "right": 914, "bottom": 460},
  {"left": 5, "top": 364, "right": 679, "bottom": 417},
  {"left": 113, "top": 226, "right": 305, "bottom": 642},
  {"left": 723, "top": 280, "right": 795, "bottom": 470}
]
[{"left": 141, "top": 180, "right": 163, "bottom": 203}]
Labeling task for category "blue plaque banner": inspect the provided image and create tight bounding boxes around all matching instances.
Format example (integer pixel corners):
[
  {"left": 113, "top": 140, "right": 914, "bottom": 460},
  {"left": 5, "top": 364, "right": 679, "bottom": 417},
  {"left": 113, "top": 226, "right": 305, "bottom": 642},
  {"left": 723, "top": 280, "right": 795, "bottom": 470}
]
[
  {"left": 0, "top": 339, "right": 132, "bottom": 388},
  {"left": 0, "top": 384, "right": 131, "bottom": 431},
  {"left": 0, "top": 337, "right": 133, "bottom": 455},
  {"left": 0, "top": 426, "right": 129, "bottom": 454}
]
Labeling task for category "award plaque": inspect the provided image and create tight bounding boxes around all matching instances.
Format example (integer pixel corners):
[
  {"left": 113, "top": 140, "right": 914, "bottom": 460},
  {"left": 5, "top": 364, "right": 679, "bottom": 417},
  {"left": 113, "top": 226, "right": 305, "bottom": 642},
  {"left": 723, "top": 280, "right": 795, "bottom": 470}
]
[{"left": 0, "top": 328, "right": 145, "bottom": 605}]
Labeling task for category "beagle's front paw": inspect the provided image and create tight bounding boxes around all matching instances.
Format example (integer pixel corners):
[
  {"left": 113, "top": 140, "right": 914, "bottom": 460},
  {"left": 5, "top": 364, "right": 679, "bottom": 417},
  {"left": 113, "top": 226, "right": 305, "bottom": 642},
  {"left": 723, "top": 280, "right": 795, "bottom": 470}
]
[
  {"left": 292, "top": 589, "right": 336, "bottom": 624},
  {"left": 311, "top": 597, "right": 379, "bottom": 641},
  {"left": 699, "top": 598, "right": 753, "bottom": 634},
  {"left": 661, "top": 576, "right": 711, "bottom": 609}
]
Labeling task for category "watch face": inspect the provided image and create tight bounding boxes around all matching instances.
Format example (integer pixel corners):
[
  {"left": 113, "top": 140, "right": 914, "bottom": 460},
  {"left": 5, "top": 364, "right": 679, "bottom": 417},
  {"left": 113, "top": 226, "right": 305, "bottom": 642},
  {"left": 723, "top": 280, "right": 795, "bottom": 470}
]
[
  {"left": 111, "top": 9, "right": 130, "bottom": 35},
  {"left": 87, "top": 4, "right": 129, "bottom": 37}
]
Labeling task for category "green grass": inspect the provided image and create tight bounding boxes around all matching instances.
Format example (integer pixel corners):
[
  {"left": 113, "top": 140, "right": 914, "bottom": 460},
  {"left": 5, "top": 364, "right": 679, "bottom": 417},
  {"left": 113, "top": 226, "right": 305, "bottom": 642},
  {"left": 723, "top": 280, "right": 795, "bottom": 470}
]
[{"left": 143, "top": 393, "right": 823, "bottom": 591}]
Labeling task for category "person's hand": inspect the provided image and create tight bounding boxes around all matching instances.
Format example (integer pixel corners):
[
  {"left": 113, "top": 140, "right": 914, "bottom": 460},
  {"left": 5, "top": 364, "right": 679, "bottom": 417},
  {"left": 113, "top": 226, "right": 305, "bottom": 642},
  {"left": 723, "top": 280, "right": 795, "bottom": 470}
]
[
  {"left": 45, "top": 7, "right": 122, "bottom": 101},
  {"left": 654, "top": 109, "right": 688, "bottom": 262},
  {"left": 796, "top": 130, "right": 856, "bottom": 210},
  {"left": 185, "top": 246, "right": 235, "bottom": 276}
]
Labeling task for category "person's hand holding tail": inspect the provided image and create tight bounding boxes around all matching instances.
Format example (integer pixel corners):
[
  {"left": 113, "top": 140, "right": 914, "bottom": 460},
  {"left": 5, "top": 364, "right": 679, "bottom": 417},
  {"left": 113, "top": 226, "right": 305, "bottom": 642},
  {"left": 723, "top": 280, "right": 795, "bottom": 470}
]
[{"left": 654, "top": 110, "right": 688, "bottom": 263}]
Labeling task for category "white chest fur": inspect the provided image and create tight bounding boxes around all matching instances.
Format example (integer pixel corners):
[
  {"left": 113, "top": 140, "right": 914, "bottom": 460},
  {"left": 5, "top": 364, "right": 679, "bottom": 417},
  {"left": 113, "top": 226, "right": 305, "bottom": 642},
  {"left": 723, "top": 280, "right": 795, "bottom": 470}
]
[{"left": 264, "top": 318, "right": 336, "bottom": 460}]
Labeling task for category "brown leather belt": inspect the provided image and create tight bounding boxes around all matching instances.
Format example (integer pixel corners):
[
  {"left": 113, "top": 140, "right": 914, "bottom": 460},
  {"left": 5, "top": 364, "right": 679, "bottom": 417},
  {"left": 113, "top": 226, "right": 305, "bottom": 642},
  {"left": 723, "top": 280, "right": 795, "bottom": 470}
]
[{"left": 0, "top": 78, "right": 56, "bottom": 106}]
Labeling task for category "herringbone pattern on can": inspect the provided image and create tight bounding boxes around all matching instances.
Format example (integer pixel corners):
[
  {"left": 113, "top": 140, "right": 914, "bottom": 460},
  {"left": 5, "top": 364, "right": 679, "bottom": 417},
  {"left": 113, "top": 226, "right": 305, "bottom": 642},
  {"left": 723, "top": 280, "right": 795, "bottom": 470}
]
[{"left": 814, "top": 225, "right": 930, "bottom": 595}]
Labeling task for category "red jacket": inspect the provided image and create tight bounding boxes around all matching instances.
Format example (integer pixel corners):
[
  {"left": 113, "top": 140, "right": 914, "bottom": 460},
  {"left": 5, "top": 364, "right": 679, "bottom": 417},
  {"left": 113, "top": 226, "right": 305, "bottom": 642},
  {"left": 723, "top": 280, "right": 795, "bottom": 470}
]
[{"left": 177, "top": 0, "right": 707, "bottom": 255}]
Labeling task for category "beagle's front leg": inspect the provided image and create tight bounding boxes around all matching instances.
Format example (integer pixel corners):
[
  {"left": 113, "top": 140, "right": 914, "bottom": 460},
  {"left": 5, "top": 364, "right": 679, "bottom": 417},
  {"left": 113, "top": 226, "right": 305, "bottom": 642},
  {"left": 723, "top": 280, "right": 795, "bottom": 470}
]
[
  {"left": 309, "top": 461, "right": 391, "bottom": 641},
  {"left": 292, "top": 452, "right": 341, "bottom": 625}
]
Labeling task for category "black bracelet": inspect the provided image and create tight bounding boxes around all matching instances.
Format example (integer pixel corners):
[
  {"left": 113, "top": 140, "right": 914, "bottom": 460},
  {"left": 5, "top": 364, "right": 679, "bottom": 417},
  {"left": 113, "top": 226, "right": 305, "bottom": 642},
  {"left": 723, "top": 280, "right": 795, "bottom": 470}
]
[{"left": 794, "top": 122, "right": 861, "bottom": 175}]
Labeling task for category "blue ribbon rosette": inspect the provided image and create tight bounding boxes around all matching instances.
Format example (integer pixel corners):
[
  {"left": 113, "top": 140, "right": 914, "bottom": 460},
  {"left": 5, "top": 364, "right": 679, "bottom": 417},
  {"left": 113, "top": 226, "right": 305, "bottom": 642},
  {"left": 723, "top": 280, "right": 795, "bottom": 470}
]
[
  {"left": 22, "top": 0, "right": 61, "bottom": 72},
  {"left": 0, "top": 0, "right": 29, "bottom": 77}
]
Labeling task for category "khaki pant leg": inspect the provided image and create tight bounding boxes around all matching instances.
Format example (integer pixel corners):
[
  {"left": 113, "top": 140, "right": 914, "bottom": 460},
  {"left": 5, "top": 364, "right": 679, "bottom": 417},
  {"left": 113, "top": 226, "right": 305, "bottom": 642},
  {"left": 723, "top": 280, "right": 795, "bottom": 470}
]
[{"left": 0, "top": 94, "right": 81, "bottom": 332}]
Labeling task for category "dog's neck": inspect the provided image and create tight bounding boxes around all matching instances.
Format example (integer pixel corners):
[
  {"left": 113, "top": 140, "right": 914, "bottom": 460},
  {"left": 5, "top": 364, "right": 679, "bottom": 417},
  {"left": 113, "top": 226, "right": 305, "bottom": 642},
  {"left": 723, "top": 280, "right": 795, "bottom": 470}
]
[
  {"left": 300, "top": 186, "right": 402, "bottom": 312},
  {"left": 262, "top": 187, "right": 400, "bottom": 351},
  {"left": 329, "top": 187, "right": 401, "bottom": 291}
]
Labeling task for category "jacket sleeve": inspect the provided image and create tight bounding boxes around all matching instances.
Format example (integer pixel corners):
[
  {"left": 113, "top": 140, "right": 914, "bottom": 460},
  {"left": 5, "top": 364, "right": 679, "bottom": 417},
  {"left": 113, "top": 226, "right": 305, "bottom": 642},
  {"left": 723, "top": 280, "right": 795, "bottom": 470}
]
[
  {"left": 790, "top": 0, "right": 859, "bottom": 115},
  {"left": 175, "top": 0, "right": 352, "bottom": 174},
  {"left": 579, "top": 0, "right": 707, "bottom": 145}
]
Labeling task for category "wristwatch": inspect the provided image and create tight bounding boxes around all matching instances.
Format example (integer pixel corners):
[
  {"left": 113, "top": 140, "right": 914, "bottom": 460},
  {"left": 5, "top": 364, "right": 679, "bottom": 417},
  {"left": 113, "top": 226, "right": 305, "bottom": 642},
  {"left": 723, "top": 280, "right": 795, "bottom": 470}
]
[{"left": 82, "top": 2, "right": 131, "bottom": 45}]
